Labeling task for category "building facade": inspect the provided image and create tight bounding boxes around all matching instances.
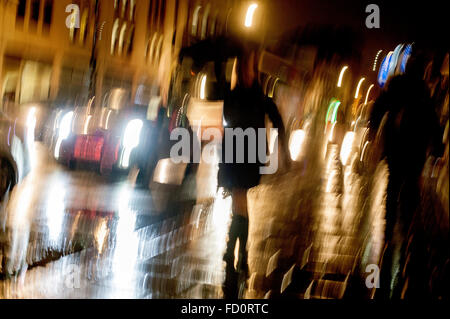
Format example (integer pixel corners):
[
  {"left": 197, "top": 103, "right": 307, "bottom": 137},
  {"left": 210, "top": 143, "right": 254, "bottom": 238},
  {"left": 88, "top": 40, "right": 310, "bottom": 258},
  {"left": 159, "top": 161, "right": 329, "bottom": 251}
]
[{"left": 0, "top": 0, "right": 240, "bottom": 111}]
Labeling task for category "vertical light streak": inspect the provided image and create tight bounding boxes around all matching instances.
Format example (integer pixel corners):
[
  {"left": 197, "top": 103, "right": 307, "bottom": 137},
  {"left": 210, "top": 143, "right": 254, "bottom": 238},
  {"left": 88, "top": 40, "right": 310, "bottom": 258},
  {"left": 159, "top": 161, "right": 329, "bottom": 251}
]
[
  {"left": 337, "top": 66, "right": 348, "bottom": 87},
  {"left": 355, "top": 77, "right": 365, "bottom": 99},
  {"left": 245, "top": 4, "right": 258, "bottom": 27}
]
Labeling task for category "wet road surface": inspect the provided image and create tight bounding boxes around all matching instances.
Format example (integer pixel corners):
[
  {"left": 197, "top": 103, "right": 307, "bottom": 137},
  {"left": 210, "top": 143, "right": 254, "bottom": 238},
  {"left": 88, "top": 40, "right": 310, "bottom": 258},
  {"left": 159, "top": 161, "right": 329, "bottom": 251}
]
[{"left": 0, "top": 141, "right": 386, "bottom": 298}]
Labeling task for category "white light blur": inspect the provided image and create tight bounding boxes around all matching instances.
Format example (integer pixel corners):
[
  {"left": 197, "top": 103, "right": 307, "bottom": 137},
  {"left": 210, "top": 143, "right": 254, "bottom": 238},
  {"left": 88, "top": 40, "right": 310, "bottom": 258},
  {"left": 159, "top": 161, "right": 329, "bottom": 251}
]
[
  {"left": 54, "top": 111, "right": 73, "bottom": 159},
  {"left": 121, "top": 119, "right": 143, "bottom": 168},
  {"left": 337, "top": 66, "right": 348, "bottom": 88},
  {"left": 200, "top": 74, "right": 207, "bottom": 100},
  {"left": 111, "top": 185, "right": 138, "bottom": 297},
  {"left": 95, "top": 218, "right": 109, "bottom": 254},
  {"left": 121, "top": 148, "right": 133, "bottom": 169},
  {"left": 354, "top": 77, "right": 365, "bottom": 99},
  {"left": 105, "top": 109, "right": 112, "bottom": 130},
  {"left": 269, "top": 129, "right": 278, "bottom": 154},
  {"left": 83, "top": 115, "right": 92, "bottom": 135},
  {"left": 365, "top": 84, "right": 374, "bottom": 105},
  {"left": 211, "top": 187, "right": 233, "bottom": 239},
  {"left": 26, "top": 107, "right": 36, "bottom": 140},
  {"left": 360, "top": 141, "right": 370, "bottom": 162},
  {"left": 53, "top": 110, "right": 63, "bottom": 132},
  {"left": 289, "top": 129, "right": 306, "bottom": 161},
  {"left": 59, "top": 111, "right": 73, "bottom": 140},
  {"left": 123, "top": 119, "right": 143, "bottom": 149},
  {"left": 54, "top": 139, "right": 62, "bottom": 159},
  {"left": 26, "top": 107, "right": 37, "bottom": 167},
  {"left": 46, "top": 178, "right": 66, "bottom": 244},
  {"left": 340, "top": 132, "right": 355, "bottom": 165},
  {"left": 245, "top": 3, "right": 258, "bottom": 28}
]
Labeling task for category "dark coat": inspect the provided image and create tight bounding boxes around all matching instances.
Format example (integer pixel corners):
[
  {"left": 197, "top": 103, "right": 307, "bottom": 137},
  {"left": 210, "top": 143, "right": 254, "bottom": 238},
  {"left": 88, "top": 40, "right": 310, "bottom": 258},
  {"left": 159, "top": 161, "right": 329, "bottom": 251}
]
[
  {"left": 369, "top": 74, "right": 441, "bottom": 177},
  {"left": 218, "top": 83, "right": 284, "bottom": 190}
]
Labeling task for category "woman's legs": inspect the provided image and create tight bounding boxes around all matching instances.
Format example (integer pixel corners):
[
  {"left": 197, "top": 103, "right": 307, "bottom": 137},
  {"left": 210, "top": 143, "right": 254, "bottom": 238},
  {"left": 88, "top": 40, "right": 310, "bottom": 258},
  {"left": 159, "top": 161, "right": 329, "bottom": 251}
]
[{"left": 223, "top": 188, "right": 249, "bottom": 298}]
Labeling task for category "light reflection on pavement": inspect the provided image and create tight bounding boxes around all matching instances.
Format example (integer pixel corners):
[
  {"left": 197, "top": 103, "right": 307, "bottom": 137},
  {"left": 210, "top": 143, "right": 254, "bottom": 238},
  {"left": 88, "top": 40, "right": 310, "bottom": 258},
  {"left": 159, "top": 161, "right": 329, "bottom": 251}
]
[{"left": 0, "top": 141, "right": 386, "bottom": 298}]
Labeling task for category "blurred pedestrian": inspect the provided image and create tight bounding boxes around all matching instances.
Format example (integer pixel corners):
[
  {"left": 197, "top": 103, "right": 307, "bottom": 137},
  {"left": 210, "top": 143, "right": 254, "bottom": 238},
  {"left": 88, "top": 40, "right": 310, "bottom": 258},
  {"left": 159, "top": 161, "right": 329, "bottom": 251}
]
[
  {"left": 135, "top": 85, "right": 165, "bottom": 189},
  {"left": 218, "top": 47, "right": 289, "bottom": 299},
  {"left": 370, "top": 49, "right": 441, "bottom": 299}
]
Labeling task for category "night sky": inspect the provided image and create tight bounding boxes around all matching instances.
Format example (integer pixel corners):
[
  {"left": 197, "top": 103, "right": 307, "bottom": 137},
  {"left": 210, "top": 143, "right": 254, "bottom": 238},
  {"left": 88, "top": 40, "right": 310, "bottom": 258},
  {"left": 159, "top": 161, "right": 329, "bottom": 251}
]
[{"left": 265, "top": 0, "right": 448, "bottom": 71}]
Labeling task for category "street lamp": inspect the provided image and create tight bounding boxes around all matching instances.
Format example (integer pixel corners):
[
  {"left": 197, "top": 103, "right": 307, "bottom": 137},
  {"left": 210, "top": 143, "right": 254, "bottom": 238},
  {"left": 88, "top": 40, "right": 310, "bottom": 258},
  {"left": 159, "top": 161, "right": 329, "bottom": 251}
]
[
  {"left": 245, "top": 3, "right": 258, "bottom": 28},
  {"left": 354, "top": 77, "right": 365, "bottom": 99},
  {"left": 337, "top": 66, "right": 348, "bottom": 88}
]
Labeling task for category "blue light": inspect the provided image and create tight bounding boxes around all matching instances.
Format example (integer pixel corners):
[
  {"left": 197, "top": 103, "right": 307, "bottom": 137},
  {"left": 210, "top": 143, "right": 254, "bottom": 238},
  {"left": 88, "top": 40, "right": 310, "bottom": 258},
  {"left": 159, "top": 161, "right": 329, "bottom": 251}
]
[
  {"left": 389, "top": 44, "right": 404, "bottom": 78},
  {"left": 377, "top": 52, "right": 392, "bottom": 88},
  {"left": 400, "top": 44, "right": 412, "bottom": 74}
]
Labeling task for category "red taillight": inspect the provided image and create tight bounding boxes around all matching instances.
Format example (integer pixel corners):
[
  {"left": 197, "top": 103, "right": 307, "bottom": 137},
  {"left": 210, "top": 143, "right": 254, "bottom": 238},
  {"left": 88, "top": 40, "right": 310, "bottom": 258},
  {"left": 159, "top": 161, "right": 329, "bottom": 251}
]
[{"left": 74, "top": 135, "right": 104, "bottom": 162}]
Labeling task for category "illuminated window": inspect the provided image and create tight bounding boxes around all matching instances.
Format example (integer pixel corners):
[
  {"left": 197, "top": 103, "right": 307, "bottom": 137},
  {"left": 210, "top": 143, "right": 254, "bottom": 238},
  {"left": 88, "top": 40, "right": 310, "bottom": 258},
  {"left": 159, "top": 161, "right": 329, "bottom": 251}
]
[
  {"left": 118, "top": 23, "right": 127, "bottom": 55},
  {"left": 111, "top": 19, "right": 120, "bottom": 54}
]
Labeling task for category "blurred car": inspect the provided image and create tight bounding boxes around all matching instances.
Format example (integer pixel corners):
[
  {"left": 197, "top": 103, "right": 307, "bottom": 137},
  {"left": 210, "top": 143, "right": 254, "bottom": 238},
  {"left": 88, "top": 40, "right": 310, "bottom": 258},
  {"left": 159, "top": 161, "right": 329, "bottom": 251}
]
[
  {"left": 46, "top": 89, "right": 147, "bottom": 175},
  {"left": 0, "top": 105, "right": 34, "bottom": 202}
]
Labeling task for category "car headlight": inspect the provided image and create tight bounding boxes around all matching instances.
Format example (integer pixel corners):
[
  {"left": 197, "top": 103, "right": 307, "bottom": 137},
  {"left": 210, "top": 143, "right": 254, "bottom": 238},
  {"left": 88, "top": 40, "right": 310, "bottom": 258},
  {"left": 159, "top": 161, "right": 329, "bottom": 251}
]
[
  {"left": 58, "top": 111, "right": 74, "bottom": 140},
  {"left": 54, "top": 111, "right": 73, "bottom": 159},
  {"left": 123, "top": 119, "right": 143, "bottom": 149},
  {"left": 120, "top": 119, "right": 143, "bottom": 168}
]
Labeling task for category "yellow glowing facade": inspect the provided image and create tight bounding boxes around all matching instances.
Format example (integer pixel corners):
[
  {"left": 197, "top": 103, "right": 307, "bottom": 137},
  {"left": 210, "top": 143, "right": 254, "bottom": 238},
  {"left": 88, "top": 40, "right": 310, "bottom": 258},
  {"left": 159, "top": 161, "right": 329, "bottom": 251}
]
[{"left": 0, "top": 0, "right": 234, "bottom": 110}]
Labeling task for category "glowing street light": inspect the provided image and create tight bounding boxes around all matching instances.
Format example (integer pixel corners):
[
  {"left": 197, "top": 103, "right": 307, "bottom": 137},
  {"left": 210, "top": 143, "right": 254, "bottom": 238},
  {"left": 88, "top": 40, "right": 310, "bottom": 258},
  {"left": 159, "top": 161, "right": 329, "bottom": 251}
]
[
  {"left": 245, "top": 3, "right": 258, "bottom": 28},
  {"left": 354, "top": 77, "right": 365, "bottom": 99},
  {"left": 364, "top": 84, "right": 374, "bottom": 105},
  {"left": 337, "top": 66, "right": 348, "bottom": 88},
  {"left": 200, "top": 74, "right": 207, "bottom": 100}
]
